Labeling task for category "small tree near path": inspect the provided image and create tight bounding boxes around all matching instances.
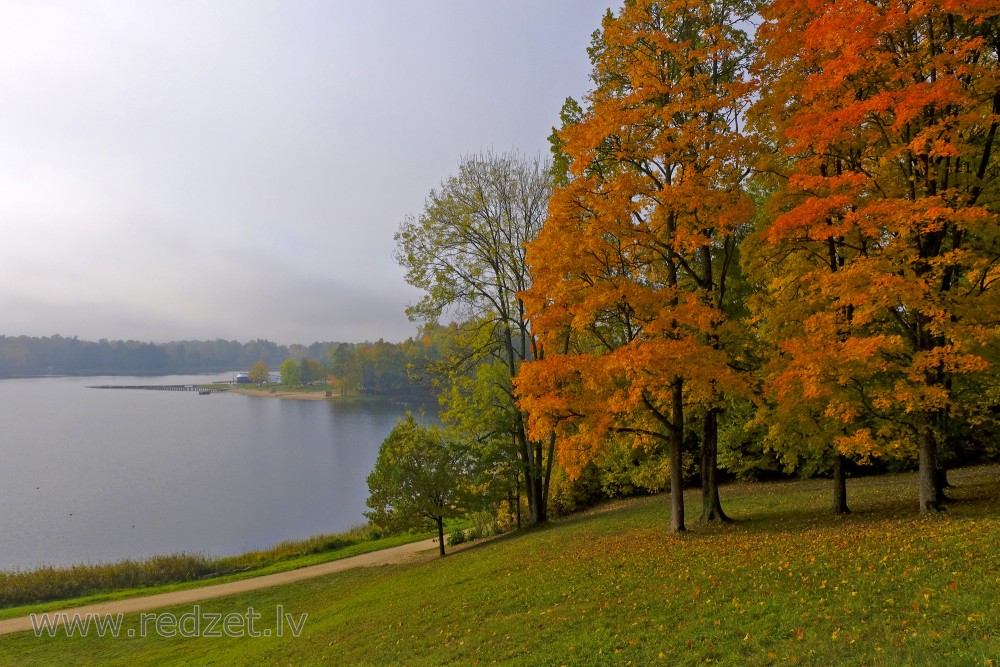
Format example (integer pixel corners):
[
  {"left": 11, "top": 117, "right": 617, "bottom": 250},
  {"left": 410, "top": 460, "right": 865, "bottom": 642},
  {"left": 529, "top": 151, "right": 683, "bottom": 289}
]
[{"left": 365, "top": 415, "right": 476, "bottom": 556}]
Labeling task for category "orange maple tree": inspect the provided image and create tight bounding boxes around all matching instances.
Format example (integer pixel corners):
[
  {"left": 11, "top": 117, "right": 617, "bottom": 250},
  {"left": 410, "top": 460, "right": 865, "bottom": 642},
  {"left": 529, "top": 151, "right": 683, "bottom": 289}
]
[
  {"left": 517, "top": 0, "right": 757, "bottom": 532},
  {"left": 750, "top": 0, "right": 1000, "bottom": 510}
]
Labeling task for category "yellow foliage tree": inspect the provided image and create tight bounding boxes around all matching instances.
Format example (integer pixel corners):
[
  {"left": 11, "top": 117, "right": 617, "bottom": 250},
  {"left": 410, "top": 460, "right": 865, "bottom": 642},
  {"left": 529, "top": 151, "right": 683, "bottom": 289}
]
[{"left": 749, "top": 0, "right": 1000, "bottom": 511}]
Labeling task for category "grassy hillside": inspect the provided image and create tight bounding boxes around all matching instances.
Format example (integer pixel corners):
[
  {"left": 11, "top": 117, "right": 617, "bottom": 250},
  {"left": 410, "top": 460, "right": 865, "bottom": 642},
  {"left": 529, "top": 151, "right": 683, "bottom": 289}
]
[{"left": 2, "top": 466, "right": 998, "bottom": 665}]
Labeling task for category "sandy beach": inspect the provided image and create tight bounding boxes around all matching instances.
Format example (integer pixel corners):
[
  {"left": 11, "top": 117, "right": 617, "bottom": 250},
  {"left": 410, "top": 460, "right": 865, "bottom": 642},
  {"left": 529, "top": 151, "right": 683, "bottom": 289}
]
[{"left": 226, "top": 386, "right": 340, "bottom": 401}]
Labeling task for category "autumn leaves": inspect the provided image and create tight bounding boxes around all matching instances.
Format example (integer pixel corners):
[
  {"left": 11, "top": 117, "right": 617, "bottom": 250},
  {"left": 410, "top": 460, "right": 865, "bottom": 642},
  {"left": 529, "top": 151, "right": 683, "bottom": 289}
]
[
  {"left": 750, "top": 0, "right": 1000, "bottom": 511},
  {"left": 515, "top": 0, "right": 999, "bottom": 527}
]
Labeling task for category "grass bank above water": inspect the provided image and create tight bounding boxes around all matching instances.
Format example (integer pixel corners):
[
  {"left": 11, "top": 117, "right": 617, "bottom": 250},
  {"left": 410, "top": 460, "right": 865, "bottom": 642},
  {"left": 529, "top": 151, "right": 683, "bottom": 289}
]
[
  {"left": 0, "top": 525, "right": 434, "bottom": 618},
  {"left": 2, "top": 465, "right": 998, "bottom": 665}
]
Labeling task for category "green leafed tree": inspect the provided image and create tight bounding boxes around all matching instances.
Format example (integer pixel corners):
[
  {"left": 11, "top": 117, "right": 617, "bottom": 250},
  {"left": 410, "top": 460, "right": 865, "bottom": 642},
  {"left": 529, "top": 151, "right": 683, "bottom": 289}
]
[
  {"left": 298, "top": 357, "right": 322, "bottom": 386},
  {"left": 365, "top": 414, "right": 478, "bottom": 556},
  {"left": 329, "top": 343, "right": 361, "bottom": 395},
  {"left": 394, "top": 150, "right": 556, "bottom": 525},
  {"left": 280, "top": 358, "right": 301, "bottom": 387}
]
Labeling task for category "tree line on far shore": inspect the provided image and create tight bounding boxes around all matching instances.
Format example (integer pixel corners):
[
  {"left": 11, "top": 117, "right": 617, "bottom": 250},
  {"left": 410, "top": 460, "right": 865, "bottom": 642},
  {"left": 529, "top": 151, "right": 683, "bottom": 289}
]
[
  {"left": 0, "top": 334, "right": 438, "bottom": 399},
  {"left": 0, "top": 335, "right": 289, "bottom": 377},
  {"left": 250, "top": 333, "right": 453, "bottom": 398}
]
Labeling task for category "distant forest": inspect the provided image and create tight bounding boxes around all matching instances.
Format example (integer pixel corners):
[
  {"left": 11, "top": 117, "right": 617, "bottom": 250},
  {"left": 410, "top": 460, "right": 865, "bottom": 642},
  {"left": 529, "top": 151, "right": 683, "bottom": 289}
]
[
  {"left": 0, "top": 335, "right": 436, "bottom": 399},
  {"left": 0, "top": 335, "right": 290, "bottom": 376}
]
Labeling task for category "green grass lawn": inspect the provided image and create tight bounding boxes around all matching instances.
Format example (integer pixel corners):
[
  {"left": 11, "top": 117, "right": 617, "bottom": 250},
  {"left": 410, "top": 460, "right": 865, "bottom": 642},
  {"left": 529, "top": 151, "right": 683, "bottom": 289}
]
[{"left": 2, "top": 466, "right": 998, "bottom": 666}]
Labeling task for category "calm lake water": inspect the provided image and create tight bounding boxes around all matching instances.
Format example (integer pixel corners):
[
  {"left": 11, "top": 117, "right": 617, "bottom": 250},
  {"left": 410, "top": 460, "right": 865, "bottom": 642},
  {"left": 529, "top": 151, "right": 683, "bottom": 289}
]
[{"left": 0, "top": 374, "right": 433, "bottom": 571}]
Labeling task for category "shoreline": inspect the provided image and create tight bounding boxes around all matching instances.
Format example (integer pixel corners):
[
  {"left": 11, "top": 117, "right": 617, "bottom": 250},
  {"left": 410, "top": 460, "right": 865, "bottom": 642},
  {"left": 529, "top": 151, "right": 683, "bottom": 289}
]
[
  {"left": 224, "top": 385, "right": 434, "bottom": 403},
  {"left": 226, "top": 386, "right": 335, "bottom": 401}
]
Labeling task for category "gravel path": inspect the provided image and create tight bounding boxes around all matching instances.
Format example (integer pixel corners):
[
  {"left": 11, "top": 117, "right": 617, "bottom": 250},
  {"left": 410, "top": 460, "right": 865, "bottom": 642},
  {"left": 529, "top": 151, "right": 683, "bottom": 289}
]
[{"left": 0, "top": 538, "right": 439, "bottom": 636}]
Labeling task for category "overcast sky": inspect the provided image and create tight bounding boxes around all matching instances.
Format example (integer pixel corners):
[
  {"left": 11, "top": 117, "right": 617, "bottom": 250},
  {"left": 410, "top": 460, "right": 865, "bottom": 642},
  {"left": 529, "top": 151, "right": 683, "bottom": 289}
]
[{"left": 0, "top": 1, "right": 613, "bottom": 345}]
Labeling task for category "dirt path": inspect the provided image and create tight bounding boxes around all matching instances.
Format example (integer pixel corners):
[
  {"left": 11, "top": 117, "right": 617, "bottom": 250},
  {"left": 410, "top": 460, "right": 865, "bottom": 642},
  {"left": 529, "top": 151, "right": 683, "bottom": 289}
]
[{"left": 0, "top": 538, "right": 439, "bottom": 636}]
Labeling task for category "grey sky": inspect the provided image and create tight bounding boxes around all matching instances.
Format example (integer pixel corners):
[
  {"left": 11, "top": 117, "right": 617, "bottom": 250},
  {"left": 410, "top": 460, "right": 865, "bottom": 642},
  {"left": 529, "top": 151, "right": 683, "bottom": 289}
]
[{"left": 0, "top": 1, "right": 612, "bottom": 345}]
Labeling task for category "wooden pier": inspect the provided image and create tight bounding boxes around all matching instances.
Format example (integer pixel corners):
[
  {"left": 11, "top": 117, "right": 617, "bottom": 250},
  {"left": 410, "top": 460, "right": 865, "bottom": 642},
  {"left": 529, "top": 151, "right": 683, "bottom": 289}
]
[{"left": 88, "top": 384, "right": 229, "bottom": 393}]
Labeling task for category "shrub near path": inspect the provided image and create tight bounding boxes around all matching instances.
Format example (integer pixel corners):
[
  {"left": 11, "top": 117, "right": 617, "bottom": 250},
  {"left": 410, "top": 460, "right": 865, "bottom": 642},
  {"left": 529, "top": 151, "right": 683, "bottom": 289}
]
[{"left": 1, "top": 465, "right": 998, "bottom": 666}]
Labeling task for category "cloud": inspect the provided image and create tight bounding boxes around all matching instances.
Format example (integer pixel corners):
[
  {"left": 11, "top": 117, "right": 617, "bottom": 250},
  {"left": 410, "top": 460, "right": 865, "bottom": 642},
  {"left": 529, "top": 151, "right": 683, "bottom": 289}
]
[{"left": 0, "top": 0, "right": 610, "bottom": 344}]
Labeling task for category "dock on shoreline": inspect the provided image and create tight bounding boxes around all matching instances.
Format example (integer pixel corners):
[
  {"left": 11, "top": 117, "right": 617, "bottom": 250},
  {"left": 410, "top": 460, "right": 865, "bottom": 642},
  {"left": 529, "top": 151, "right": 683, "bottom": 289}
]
[{"left": 88, "top": 384, "right": 229, "bottom": 393}]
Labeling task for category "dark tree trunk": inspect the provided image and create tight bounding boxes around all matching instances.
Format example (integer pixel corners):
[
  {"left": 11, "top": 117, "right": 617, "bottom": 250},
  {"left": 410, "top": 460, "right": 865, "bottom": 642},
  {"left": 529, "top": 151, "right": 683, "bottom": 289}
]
[
  {"left": 531, "top": 441, "right": 547, "bottom": 524},
  {"left": 935, "top": 461, "right": 951, "bottom": 504},
  {"left": 515, "top": 475, "right": 522, "bottom": 529},
  {"left": 507, "top": 323, "right": 545, "bottom": 526},
  {"left": 513, "top": 409, "right": 549, "bottom": 526},
  {"left": 670, "top": 379, "right": 686, "bottom": 533},
  {"left": 833, "top": 452, "right": 850, "bottom": 515},
  {"left": 514, "top": 423, "right": 541, "bottom": 525},
  {"left": 699, "top": 408, "right": 731, "bottom": 522},
  {"left": 918, "top": 418, "right": 943, "bottom": 512},
  {"left": 436, "top": 517, "right": 445, "bottom": 557}
]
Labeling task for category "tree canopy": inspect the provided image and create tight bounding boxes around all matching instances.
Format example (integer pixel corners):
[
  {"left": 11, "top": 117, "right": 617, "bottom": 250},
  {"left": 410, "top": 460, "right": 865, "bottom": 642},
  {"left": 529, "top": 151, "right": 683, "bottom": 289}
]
[
  {"left": 749, "top": 0, "right": 1000, "bottom": 511},
  {"left": 513, "top": 0, "right": 999, "bottom": 521},
  {"left": 517, "top": 0, "right": 758, "bottom": 532},
  {"left": 365, "top": 414, "right": 479, "bottom": 556},
  {"left": 394, "top": 150, "right": 558, "bottom": 525}
]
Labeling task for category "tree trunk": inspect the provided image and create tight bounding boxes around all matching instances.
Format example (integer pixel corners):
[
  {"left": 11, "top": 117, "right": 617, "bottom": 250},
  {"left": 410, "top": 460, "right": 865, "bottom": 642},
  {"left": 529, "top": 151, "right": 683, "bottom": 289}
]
[
  {"left": 935, "top": 460, "right": 950, "bottom": 505},
  {"left": 514, "top": 472, "right": 522, "bottom": 529},
  {"left": 541, "top": 432, "right": 557, "bottom": 523},
  {"left": 531, "top": 440, "right": 547, "bottom": 524},
  {"left": 506, "top": 323, "right": 544, "bottom": 526},
  {"left": 436, "top": 517, "right": 445, "bottom": 557},
  {"left": 513, "top": 422, "right": 541, "bottom": 525},
  {"left": 918, "top": 418, "right": 942, "bottom": 512},
  {"left": 669, "top": 379, "right": 686, "bottom": 533},
  {"left": 699, "top": 408, "right": 730, "bottom": 522},
  {"left": 832, "top": 452, "right": 850, "bottom": 515}
]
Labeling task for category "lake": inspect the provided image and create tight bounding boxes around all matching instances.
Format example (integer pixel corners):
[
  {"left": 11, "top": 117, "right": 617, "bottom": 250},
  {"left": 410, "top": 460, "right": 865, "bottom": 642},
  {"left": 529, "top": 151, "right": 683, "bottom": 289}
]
[{"left": 0, "top": 374, "right": 433, "bottom": 571}]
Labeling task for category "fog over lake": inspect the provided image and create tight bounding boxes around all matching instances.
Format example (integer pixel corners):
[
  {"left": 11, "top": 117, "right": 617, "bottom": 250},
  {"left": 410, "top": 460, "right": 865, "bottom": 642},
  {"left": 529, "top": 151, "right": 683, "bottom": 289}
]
[{"left": 0, "top": 374, "right": 431, "bottom": 571}]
